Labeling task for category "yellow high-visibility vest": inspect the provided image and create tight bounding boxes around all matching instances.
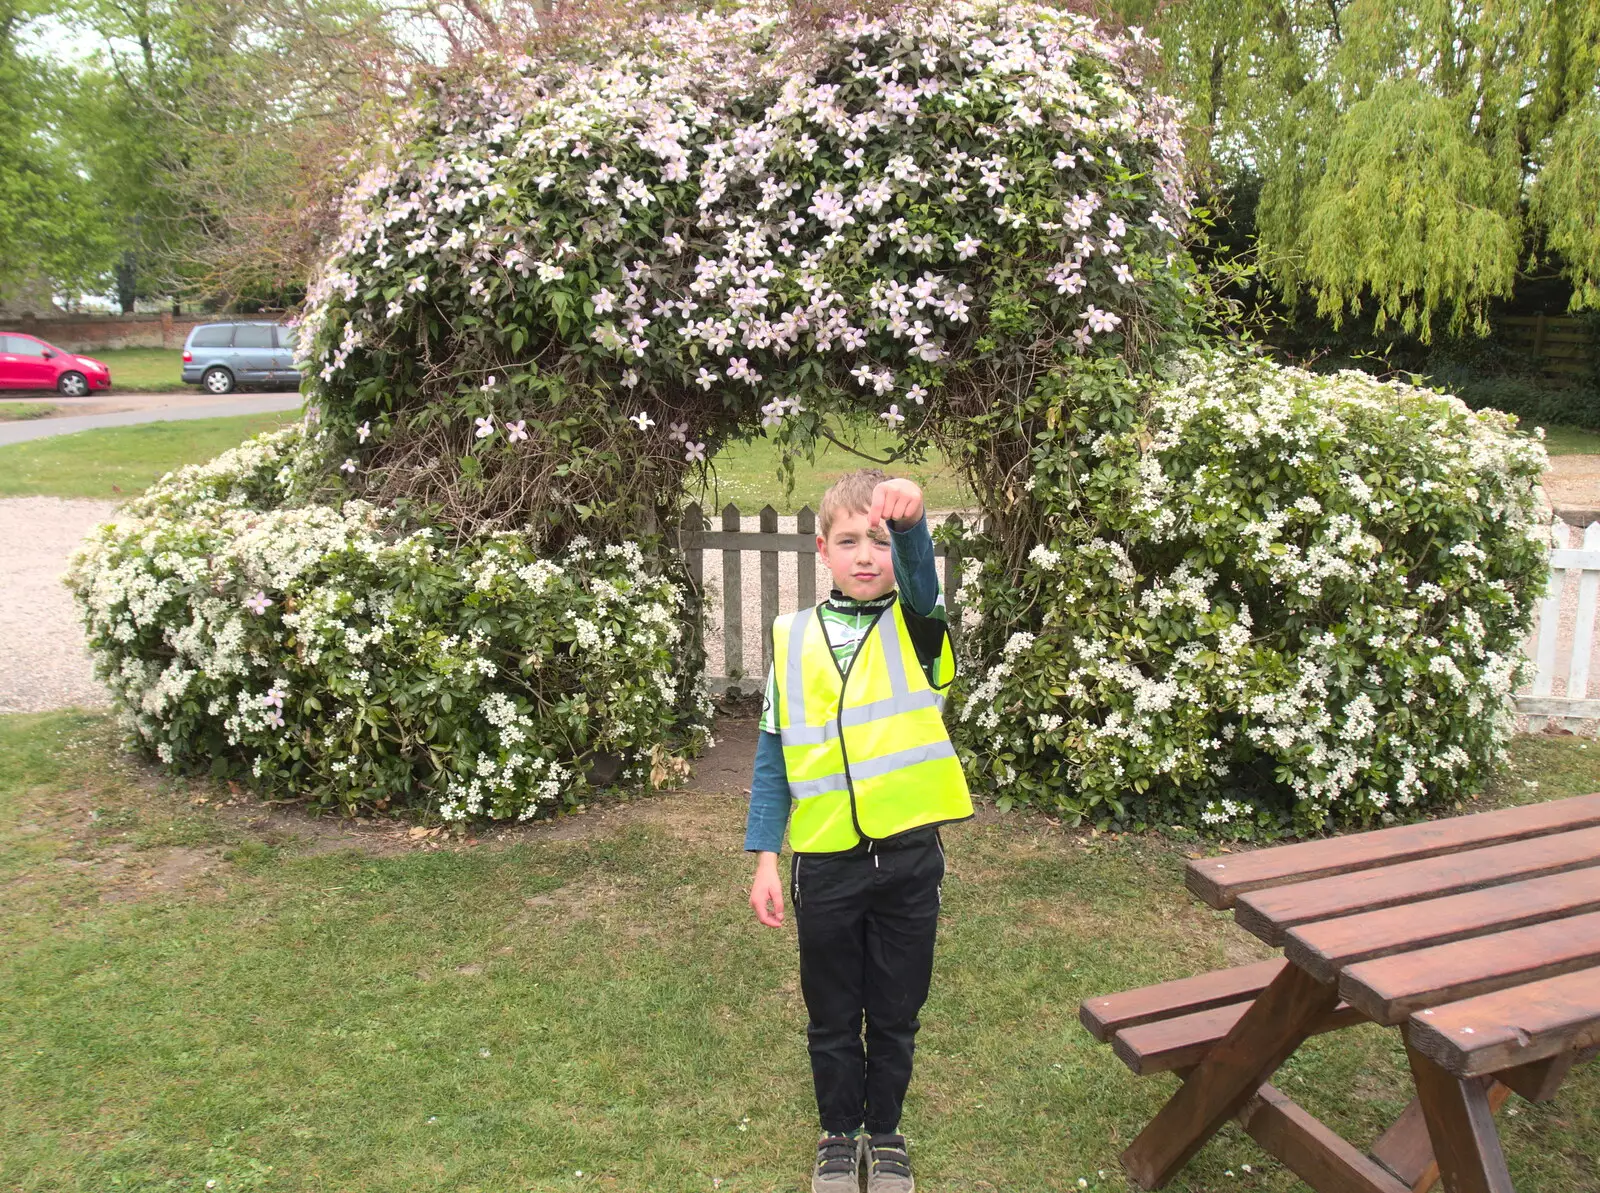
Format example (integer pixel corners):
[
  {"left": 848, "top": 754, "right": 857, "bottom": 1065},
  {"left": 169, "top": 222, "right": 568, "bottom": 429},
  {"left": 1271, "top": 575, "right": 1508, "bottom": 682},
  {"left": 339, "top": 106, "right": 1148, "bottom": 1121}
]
[{"left": 773, "top": 597, "right": 973, "bottom": 853}]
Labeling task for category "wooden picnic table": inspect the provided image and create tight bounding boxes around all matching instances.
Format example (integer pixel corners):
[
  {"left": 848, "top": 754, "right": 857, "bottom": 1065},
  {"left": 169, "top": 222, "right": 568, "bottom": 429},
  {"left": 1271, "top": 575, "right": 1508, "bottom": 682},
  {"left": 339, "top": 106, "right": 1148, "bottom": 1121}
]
[{"left": 1084, "top": 792, "right": 1600, "bottom": 1193}]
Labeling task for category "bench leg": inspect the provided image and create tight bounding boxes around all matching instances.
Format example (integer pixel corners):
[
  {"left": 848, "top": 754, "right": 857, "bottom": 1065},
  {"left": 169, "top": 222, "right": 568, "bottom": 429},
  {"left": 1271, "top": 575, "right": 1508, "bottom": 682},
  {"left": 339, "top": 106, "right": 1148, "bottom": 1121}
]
[
  {"left": 1403, "top": 1026, "right": 1515, "bottom": 1193},
  {"left": 1237, "top": 1084, "right": 1412, "bottom": 1193},
  {"left": 1122, "top": 961, "right": 1340, "bottom": 1189},
  {"left": 1369, "top": 1084, "right": 1512, "bottom": 1193},
  {"left": 1495, "top": 1052, "right": 1578, "bottom": 1103}
]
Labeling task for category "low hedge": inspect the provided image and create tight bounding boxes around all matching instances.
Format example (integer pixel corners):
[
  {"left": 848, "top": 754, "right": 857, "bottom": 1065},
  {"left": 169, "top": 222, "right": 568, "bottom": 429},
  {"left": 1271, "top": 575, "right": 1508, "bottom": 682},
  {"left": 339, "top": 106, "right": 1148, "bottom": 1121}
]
[
  {"left": 66, "top": 423, "right": 712, "bottom": 822},
  {"left": 950, "top": 351, "right": 1550, "bottom": 836}
]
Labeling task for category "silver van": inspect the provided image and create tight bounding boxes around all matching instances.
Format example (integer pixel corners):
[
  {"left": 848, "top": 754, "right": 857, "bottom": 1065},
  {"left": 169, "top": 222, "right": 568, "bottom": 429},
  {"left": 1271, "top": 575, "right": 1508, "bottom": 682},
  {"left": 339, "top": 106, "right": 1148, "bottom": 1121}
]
[{"left": 181, "top": 322, "right": 302, "bottom": 395}]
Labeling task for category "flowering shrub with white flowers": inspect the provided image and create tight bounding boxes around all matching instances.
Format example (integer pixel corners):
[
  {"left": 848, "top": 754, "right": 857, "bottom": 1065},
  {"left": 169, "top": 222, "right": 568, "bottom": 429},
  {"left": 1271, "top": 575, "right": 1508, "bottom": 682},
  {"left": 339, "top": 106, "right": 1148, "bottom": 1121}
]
[
  {"left": 69, "top": 0, "right": 1205, "bottom": 822},
  {"left": 72, "top": 2, "right": 1545, "bottom": 833},
  {"left": 292, "top": 0, "right": 1198, "bottom": 544},
  {"left": 949, "top": 351, "right": 1550, "bottom": 836},
  {"left": 66, "top": 424, "right": 713, "bottom": 821}
]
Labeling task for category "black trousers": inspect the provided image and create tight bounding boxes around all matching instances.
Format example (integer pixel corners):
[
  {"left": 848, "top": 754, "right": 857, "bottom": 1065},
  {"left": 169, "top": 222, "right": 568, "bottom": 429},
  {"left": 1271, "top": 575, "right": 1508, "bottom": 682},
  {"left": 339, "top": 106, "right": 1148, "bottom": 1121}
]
[{"left": 790, "top": 827, "right": 946, "bottom": 1135}]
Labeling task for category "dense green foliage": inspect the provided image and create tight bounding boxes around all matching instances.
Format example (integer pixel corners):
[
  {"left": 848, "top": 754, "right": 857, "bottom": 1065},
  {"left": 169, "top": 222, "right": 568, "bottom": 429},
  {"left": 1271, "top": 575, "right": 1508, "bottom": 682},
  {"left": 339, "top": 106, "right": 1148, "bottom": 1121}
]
[
  {"left": 0, "top": 0, "right": 115, "bottom": 294},
  {"left": 1119, "top": 0, "right": 1600, "bottom": 338}
]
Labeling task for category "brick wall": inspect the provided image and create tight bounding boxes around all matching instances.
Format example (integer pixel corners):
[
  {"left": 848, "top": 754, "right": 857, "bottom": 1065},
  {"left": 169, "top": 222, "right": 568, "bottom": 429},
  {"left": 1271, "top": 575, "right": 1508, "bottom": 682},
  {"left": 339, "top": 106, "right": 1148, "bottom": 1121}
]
[{"left": 0, "top": 312, "right": 209, "bottom": 352}]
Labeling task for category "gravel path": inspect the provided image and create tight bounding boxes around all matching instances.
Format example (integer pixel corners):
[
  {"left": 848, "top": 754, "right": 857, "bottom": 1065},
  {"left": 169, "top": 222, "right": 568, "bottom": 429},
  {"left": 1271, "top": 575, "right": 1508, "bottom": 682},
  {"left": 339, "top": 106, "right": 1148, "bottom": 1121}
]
[
  {"left": 0, "top": 498, "right": 117, "bottom": 712},
  {"left": 1543, "top": 456, "right": 1600, "bottom": 516}
]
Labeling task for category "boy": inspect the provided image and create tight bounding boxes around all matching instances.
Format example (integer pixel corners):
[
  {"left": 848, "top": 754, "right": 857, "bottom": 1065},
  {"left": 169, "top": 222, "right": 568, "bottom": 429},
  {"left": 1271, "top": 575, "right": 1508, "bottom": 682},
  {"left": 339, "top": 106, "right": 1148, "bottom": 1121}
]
[{"left": 745, "top": 469, "right": 973, "bottom": 1193}]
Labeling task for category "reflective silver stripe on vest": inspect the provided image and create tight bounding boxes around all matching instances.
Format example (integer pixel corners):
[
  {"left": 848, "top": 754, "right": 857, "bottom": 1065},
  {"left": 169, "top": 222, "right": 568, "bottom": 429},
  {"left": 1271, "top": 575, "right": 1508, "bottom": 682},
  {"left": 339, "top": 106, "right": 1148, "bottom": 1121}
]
[
  {"left": 846, "top": 739, "right": 958, "bottom": 782},
  {"left": 780, "top": 689, "right": 947, "bottom": 746},
  {"left": 789, "top": 771, "right": 851, "bottom": 800},
  {"left": 785, "top": 606, "right": 812, "bottom": 729},
  {"left": 875, "top": 607, "right": 910, "bottom": 697}
]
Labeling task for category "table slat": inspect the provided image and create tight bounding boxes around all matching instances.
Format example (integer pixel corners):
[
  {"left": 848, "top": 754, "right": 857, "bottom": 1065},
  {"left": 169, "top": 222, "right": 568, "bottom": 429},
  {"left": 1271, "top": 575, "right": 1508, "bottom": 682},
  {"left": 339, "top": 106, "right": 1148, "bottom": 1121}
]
[
  {"left": 1185, "top": 792, "right": 1600, "bottom": 909},
  {"left": 1080, "top": 958, "right": 1284, "bottom": 1042},
  {"left": 1340, "top": 910, "right": 1600, "bottom": 1024},
  {"left": 1404, "top": 965, "right": 1600, "bottom": 1077},
  {"left": 1284, "top": 867, "right": 1600, "bottom": 982},
  {"left": 1234, "top": 830, "right": 1600, "bottom": 945}
]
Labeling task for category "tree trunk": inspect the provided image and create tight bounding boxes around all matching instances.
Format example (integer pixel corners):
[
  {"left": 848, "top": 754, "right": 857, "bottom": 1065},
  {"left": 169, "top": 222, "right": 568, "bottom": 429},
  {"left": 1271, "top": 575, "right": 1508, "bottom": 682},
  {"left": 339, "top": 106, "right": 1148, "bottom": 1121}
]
[{"left": 116, "top": 253, "right": 138, "bottom": 314}]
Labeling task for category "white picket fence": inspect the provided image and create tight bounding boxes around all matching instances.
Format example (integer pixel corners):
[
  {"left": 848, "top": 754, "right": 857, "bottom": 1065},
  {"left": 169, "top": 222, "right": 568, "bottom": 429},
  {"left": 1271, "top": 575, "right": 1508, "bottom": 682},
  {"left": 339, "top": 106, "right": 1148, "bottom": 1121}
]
[
  {"left": 1520, "top": 520, "right": 1600, "bottom": 731},
  {"left": 676, "top": 504, "right": 1599, "bottom": 730}
]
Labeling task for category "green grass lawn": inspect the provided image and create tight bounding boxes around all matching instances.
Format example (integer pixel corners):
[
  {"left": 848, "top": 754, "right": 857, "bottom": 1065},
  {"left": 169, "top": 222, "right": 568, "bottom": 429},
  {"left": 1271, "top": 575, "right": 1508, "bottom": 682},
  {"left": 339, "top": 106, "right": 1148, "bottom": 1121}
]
[
  {"left": 1, "top": 711, "right": 1596, "bottom": 1193},
  {"left": 0, "top": 402, "right": 57, "bottom": 421},
  {"left": 1540, "top": 426, "right": 1600, "bottom": 457},
  {"left": 83, "top": 346, "right": 194, "bottom": 392},
  {"left": 0, "top": 410, "right": 963, "bottom": 511},
  {"left": 693, "top": 423, "right": 972, "bottom": 514},
  {"left": 0, "top": 411, "right": 302, "bottom": 499}
]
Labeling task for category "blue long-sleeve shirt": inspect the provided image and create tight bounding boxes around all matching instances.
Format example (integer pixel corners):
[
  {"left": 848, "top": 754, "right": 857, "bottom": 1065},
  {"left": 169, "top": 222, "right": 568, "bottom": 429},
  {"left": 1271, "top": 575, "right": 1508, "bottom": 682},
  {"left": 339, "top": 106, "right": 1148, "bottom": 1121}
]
[{"left": 743, "top": 513, "right": 947, "bottom": 853}]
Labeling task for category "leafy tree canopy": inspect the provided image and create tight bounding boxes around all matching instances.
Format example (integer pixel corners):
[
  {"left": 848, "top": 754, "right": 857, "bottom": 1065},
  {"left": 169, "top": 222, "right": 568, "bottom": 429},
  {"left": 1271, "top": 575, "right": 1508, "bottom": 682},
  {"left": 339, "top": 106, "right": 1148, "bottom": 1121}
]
[{"left": 1117, "top": 0, "right": 1600, "bottom": 338}]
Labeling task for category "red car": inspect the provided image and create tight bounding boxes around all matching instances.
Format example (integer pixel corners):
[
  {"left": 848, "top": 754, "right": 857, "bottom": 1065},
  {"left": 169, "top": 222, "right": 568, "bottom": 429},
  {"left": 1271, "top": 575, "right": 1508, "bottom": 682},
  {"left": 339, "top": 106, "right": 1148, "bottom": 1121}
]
[{"left": 0, "top": 332, "right": 113, "bottom": 396}]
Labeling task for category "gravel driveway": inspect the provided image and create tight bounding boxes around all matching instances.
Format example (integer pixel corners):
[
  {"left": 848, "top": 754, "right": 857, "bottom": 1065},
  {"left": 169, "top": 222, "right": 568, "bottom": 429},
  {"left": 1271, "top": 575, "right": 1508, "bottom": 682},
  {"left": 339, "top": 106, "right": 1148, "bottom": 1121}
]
[{"left": 0, "top": 498, "right": 117, "bottom": 712}]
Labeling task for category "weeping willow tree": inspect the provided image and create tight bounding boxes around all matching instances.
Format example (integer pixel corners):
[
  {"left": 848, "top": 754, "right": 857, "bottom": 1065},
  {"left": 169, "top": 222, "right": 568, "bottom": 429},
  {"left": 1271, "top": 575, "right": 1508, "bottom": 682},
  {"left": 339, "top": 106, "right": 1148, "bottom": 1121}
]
[{"left": 1109, "top": 0, "right": 1600, "bottom": 340}]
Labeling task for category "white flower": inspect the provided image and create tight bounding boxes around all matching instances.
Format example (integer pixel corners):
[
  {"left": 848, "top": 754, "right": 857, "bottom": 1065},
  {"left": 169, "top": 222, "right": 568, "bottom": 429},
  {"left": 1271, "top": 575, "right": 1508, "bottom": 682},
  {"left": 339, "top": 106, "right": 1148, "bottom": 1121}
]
[
  {"left": 1113, "top": 263, "right": 1135, "bottom": 285},
  {"left": 953, "top": 235, "right": 982, "bottom": 259},
  {"left": 630, "top": 411, "right": 655, "bottom": 431},
  {"left": 357, "top": 421, "right": 371, "bottom": 443},
  {"left": 340, "top": 457, "right": 358, "bottom": 473},
  {"left": 405, "top": 275, "right": 427, "bottom": 293},
  {"left": 507, "top": 419, "right": 528, "bottom": 442},
  {"left": 1082, "top": 306, "right": 1122, "bottom": 334},
  {"left": 907, "top": 384, "right": 928, "bottom": 405},
  {"left": 695, "top": 367, "right": 718, "bottom": 390},
  {"left": 474, "top": 417, "right": 495, "bottom": 439},
  {"left": 685, "top": 441, "right": 707, "bottom": 463},
  {"left": 880, "top": 404, "right": 906, "bottom": 428},
  {"left": 480, "top": 374, "right": 498, "bottom": 391},
  {"left": 621, "top": 369, "right": 640, "bottom": 388},
  {"left": 244, "top": 591, "right": 273, "bottom": 615},
  {"left": 1071, "top": 327, "right": 1093, "bottom": 352},
  {"left": 385, "top": 299, "right": 404, "bottom": 319},
  {"left": 668, "top": 421, "right": 689, "bottom": 443}
]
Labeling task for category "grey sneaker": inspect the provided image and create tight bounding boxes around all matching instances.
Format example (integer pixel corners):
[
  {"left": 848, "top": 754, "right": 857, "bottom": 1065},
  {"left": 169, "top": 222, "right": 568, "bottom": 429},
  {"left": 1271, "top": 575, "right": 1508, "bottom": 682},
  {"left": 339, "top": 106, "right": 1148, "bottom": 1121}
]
[
  {"left": 865, "top": 1132, "right": 914, "bottom": 1193},
  {"left": 811, "top": 1130, "right": 865, "bottom": 1193}
]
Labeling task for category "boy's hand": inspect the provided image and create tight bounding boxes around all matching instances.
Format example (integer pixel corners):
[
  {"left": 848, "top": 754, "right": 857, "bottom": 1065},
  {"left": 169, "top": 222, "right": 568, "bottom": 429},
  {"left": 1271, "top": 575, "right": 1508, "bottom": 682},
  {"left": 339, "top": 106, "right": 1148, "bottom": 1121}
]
[
  {"left": 868, "top": 478, "right": 924, "bottom": 529},
  {"left": 750, "top": 852, "right": 785, "bottom": 927}
]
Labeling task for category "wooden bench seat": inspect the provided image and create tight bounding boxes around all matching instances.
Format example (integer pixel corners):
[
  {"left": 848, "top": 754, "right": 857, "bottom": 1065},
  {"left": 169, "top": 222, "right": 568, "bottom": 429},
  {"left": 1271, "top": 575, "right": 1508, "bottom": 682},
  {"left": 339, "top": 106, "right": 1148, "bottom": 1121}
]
[
  {"left": 1080, "top": 958, "right": 1284, "bottom": 1042},
  {"left": 1081, "top": 960, "right": 1366, "bottom": 1076}
]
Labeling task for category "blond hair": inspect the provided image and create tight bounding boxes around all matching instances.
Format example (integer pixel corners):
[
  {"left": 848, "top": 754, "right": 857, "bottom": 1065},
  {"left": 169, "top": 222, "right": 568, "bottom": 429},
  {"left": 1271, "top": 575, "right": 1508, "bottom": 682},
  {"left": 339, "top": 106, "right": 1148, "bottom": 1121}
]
[{"left": 819, "top": 468, "right": 889, "bottom": 538}]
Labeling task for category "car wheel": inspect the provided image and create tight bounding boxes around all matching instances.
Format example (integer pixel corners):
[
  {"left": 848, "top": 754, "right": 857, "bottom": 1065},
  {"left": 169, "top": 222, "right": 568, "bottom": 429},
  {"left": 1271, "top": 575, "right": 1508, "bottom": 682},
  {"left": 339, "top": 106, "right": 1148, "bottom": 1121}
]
[
  {"left": 57, "top": 371, "right": 89, "bottom": 397},
  {"left": 203, "top": 367, "right": 235, "bottom": 395}
]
